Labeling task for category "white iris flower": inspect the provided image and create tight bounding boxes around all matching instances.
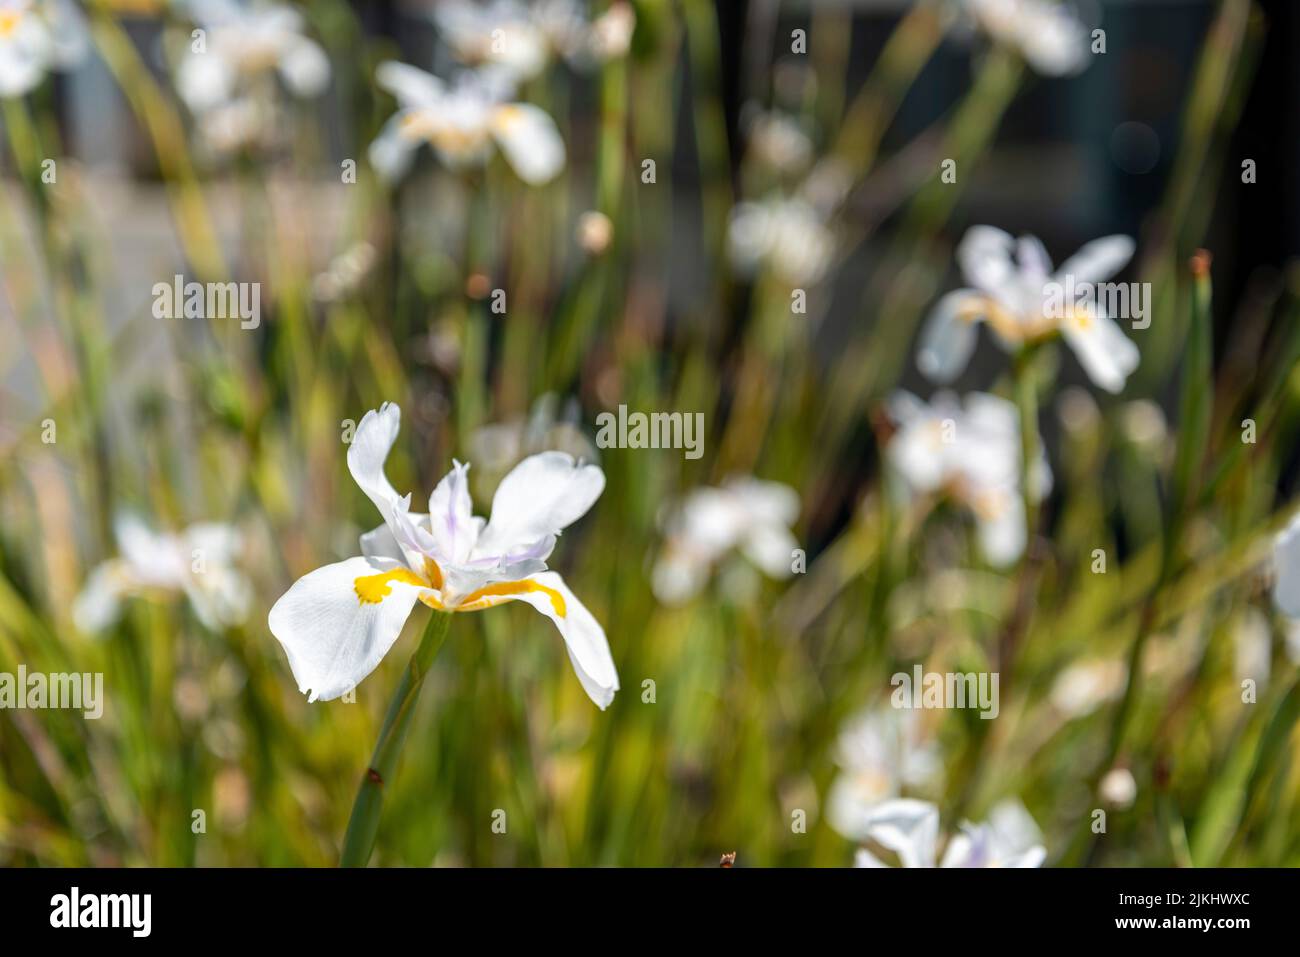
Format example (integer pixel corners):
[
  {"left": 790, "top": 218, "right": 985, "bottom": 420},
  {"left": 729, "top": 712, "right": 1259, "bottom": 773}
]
[
  {"left": 368, "top": 61, "right": 565, "bottom": 185},
  {"left": 919, "top": 226, "right": 1140, "bottom": 393},
  {"left": 268, "top": 403, "right": 618, "bottom": 708},
  {"left": 175, "top": 0, "right": 330, "bottom": 114}
]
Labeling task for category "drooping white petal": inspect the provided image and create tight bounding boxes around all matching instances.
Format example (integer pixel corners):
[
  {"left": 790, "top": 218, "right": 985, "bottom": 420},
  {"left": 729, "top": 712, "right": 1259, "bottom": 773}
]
[
  {"left": 268, "top": 555, "right": 426, "bottom": 702},
  {"left": 1055, "top": 235, "right": 1135, "bottom": 287},
  {"left": 917, "top": 289, "right": 983, "bottom": 382},
  {"left": 475, "top": 451, "right": 604, "bottom": 557},
  {"left": 861, "top": 799, "right": 940, "bottom": 869},
  {"left": 972, "top": 485, "right": 1026, "bottom": 567},
  {"left": 1059, "top": 309, "right": 1140, "bottom": 394},
  {"left": 368, "top": 114, "right": 421, "bottom": 182},
  {"left": 505, "top": 571, "right": 619, "bottom": 709},
  {"left": 1274, "top": 515, "right": 1300, "bottom": 618},
  {"left": 73, "top": 562, "right": 128, "bottom": 633},
  {"left": 490, "top": 102, "right": 566, "bottom": 184}
]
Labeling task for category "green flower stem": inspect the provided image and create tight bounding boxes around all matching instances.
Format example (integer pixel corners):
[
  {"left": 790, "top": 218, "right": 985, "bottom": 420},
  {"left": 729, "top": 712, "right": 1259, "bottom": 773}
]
[{"left": 340, "top": 610, "right": 452, "bottom": 867}]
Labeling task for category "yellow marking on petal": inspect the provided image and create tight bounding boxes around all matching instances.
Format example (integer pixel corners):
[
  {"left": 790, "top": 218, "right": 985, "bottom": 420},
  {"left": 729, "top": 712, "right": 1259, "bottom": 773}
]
[
  {"left": 354, "top": 567, "right": 428, "bottom": 605},
  {"left": 0, "top": 11, "right": 23, "bottom": 37},
  {"left": 423, "top": 557, "right": 444, "bottom": 590},
  {"left": 458, "top": 579, "right": 567, "bottom": 618}
]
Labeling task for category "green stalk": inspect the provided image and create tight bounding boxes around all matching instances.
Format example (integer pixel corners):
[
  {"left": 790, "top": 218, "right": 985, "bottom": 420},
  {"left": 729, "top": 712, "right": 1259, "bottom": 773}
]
[
  {"left": 339, "top": 610, "right": 452, "bottom": 867},
  {"left": 1061, "top": 251, "right": 1214, "bottom": 866}
]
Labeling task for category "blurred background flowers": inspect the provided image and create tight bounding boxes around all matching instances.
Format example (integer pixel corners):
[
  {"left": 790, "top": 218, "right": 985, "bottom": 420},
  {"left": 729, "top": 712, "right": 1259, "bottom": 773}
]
[{"left": 2, "top": 0, "right": 1299, "bottom": 867}]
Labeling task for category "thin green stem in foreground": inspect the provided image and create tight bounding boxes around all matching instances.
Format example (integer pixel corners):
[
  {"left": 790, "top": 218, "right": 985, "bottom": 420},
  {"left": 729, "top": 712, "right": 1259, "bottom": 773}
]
[{"left": 340, "top": 610, "right": 452, "bottom": 867}]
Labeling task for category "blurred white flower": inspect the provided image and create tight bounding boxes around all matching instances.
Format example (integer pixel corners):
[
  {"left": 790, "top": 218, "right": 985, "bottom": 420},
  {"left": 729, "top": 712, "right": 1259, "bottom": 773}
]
[
  {"left": 652, "top": 478, "right": 800, "bottom": 606},
  {"left": 432, "top": 0, "right": 634, "bottom": 83},
  {"left": 368, "top": 61, "right": 565, "bottom": 185},
  {"left": 74, "top": 515, "right": 251, "bottom": 633},
  {"left": 0, "top": 0, "right": 86, "bottom": 98},
  {"left": 827, "top": 707, "right": 942, "bottom": 840},
  {"left": 1273, "top": 513, "right": 1300, "bottom": 619},
  {"left": 727, "top": 196, "right": 834, "bottom": 287},
  {"left": 268, "top": 402, "right": 618, "bottom": 707},
  {"left": 176, "top": 0, "right": 329, "bottom": 114},
  {"left": 918, "top": 226, "right": 1139, "bottom": 393},
  {"left": 886, "top": 389, "right": 1051, "bottom": 567},
  {"left": 854, "top": 797, "right": 1046, "bottom": 868},
  {"left": 960, "top": 0, "right": 1089, "bottom": 76},
  {"left": 468, "top": 393, "right": 598, "bottom": 485}
]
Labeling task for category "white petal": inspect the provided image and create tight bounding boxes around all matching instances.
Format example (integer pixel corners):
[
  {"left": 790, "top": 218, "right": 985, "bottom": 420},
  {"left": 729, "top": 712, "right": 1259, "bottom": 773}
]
[
  {"left": 42, "top": 0, "right": 88, "bottom": 68},
  {"left": 73, "top": 562, "right": 127, "bottom": 632},
  {"left": 368, "top": 114, "right": 421, "bottom": 182},
  {"left": 957, "top": 226, "right": 1017, "bottom": 295},
  {"left": 917, "top": 290, "right": 983, "bottom": 382},
  {"left": 1016, "top": 4, "right": 1088, "bottom": 77},
  {"left": 974, "top": 486, "right": 1026, "bottom": 567},
  {"left": 1055, "top": 235, "right": 1136, "bottom": 287},
  {"left": 506, "top": 571, "right": 619, "bottom": 709},
  {"left": 278, "top": 37, "right": 330, "bottom": 97},
  {"left": 490, "top": 103, "right": 565, "bottom": 184},
  {"left": 346, "top": 402, "right": 405, "bottom": 529},
  {"left": 475, "top": 451, "right": 604, "bottom": 556},
  {"left": 375, "top": 60, "right": 444, "bottom": 108},
  {"left": 862, "top": 799, "right": 940, "bottom": 869},
  {"left": 427, "top": 460, "right": 480, "bottom": 563},
  {"left": 268, "top": 556, "right": 425, "bottom": 702},
  {"left": 1059, "top": 309, "right": 1140, "bottom": 393},
  {"left": 1274, "top": 515, "right": 1300, "bottom": 618},
  {"left": 650, "top": 547, "right": 709, "bottom": 606},
  {"left": 176, "top": 49, "right": 235, "bottom": 112},
  {"left": 740, "top": 521, "right": 797, "bottom": 580}
]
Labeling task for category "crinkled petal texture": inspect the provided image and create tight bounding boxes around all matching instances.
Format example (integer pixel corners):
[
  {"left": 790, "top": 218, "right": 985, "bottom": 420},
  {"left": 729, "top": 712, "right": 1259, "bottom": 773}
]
[
  {"left": 268, "top": 556, "right": 427, "bottom": 702},
  {"left": 1275, "top": 515, "right": 1300, "bottom": 618},
  {"left": 474, "top": 451, "right": 604, "bottom": 557},
  {"left": 493, "top": 571, "right": 620, "bottom": 709}
]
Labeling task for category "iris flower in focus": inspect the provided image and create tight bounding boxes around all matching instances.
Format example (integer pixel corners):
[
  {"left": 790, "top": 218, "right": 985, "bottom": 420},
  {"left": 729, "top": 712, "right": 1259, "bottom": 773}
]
[{"left": 268, "top": 403, "right": 618, "bottom": 708}]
